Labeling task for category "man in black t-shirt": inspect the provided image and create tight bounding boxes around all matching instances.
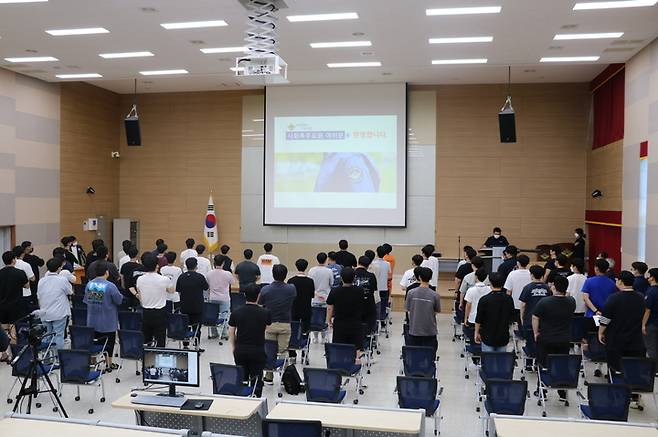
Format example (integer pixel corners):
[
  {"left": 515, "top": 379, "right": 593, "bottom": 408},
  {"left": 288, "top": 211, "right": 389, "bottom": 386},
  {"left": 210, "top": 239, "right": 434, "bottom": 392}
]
[
  {"left": 287, "top": 259, "right": 314, "bottom": 333},
  {"left": 177, "top": 258, "right": 209, "bottom": 348},
  {"left": 475, "top": 272, "right": 515, "bottom": 352},
  {"left": 120, "top": 246, "right": 145, "bottom": 307},
  {"left": 546, "top": 254, "right": 571, "bottom": 285},
  {"left": 455, "top": 246, "right": 477, "bottom": 292},
  {"left": 229, "top": 283, "right": 272, "bottom": 397},
  {"left": 21, "top": 241, "right": 44, "bottom": 297},
  {"left": 482, "top": 227, "right": 509, "bottom": 248},
  {"left": 353, "top": 256, "right": 378, "bottom": 334},
  {"left": 519, "top": 265, "right": 551, "bottom": 328},
  {"left": 334, "top": 239, "right": 357, "bottom": 268},
  {"left": 0, "top": 251, "right": 29, "bottom": 325},
  {"left": 532, "top": 275, "right": 575, "bottom": 366},
  {"left": 327, "top": 267, "right": 365, "bottom": 352},
  {"left": 234, "top": 249, "right": 261, "bottom": 292},
  {"left": 497, "top": 246, "right": 518, "bottom": 282},
  {"left": 599, "top": 270, "right": 646, "bottom": 372}
]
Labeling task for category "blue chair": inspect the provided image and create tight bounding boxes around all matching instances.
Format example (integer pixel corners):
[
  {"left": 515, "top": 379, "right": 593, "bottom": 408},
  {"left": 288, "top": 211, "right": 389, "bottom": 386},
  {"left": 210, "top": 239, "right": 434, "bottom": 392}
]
[
  {"left": 201, "top": 302, "right": 222, "bottom": 342},
  {"left": 361, "top": 321, "right": 378, "bottom": 373},
  {"left": 114, "top": 330, "right": 143, "bottom": 383},
  {"left": 452, "top": 306, "right": 464, "bottom": 342},
  {"left": 570, "top": 317, "right": 587, "bottom": 348},
  {"left": 57, "top": 349, "right": 105, "bottom": 414},
  {"left": 537, "top": 354, "right": 582, "bottom": 416},
  {"left": 402, "top": 323, "right": 412, "bottom": 346},
  {"left": 118, "top": 311, "right": 142, "bottom": 331},
  {"left": 69, "top": 325, "right": 108, "bottom": 366},
  {"left": 264, "top": 339, "right": 286, "bottom": 398},
  {"left": 303, "top": 368, "right": 346, "bottom": 404},
  {"left": 580, "top": 383, "right": 630, "bottom": 421},
  {"left": 5, "top": 345, "right": 58, "bottom": 404},
  {"left": 209, "top": 363, "right": 253, "bottom": 397},
  {"left": 166, "top": 313, "right": 196, "bottom": 349},
  {"left": 230, "top": 292, "right": 247, "bottom": 312},
  {"left": 482, "top": 379, "right": 527, "bottom": 436},
  {"left": 402, "top": 345, "right": 437, "bottom": 378},
  {"left": 288, "top": 321, "right": 310, "bottom": 365},
  {"left": 262, "top": 418, "right": 323, "bottom": 437},
  {"left": 477, "top": 352, "right": 516, "bottom": 410},
  {"left": 325, "top": 343, "right": 364, "bottom": 404},
  {"left": 520, "top": 328, "right": 537, "bottom": 376},
  {"left": 463, "top": 325, "right": 481, "bottom": 379},
  {"left": 609, "top": 357, "right": 656, "bottom": 411},
  {"left": 309, "top": 307, "right": 328, "bottom": 342},
  {"left": 396, "top": 376, "right": 442, "bottom": 436},
  {"left": 70, "top": 307, "right": 87, "bottom": 327},
  {"left": 163, "top": 300, "right": 174, "bottom": 314},
  {"left": 583, "top": 332, "right": 607, "bottom": 378}
]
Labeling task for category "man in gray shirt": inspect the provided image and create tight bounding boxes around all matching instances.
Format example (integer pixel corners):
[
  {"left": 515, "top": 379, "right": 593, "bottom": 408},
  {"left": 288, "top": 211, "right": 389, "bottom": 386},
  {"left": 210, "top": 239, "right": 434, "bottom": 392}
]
[
  {"left": 405, "top": 267, "right": 441, "bottom": 353},
  {"left": 37, "top": 257, "right": 74, "bottom": 350}
]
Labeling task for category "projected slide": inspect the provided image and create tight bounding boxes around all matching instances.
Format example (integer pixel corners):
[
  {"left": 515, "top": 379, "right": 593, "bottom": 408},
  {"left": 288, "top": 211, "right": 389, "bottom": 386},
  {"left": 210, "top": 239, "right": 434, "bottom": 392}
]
[{"left": 264, "top": 83, "right": 407, "bottom": 227}]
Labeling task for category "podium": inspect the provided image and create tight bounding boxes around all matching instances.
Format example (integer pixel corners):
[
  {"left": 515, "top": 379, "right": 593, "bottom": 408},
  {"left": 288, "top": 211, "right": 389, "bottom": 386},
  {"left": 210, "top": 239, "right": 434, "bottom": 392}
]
[{"left": 479, "top": 246, "right": 505, "bottom": 273}]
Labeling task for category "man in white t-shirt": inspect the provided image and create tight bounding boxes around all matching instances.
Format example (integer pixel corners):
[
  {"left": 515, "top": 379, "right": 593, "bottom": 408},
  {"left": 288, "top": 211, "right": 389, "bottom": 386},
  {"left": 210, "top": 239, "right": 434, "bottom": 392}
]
[
  {"left": 135, "top": 254, "right": 175, "bottom": 347},
  {"left": 117, "top": 240, "right": 132, "bottom": 269},
  {"left": 257, "top": 243, "right": 280, "bottom": 284},
  {"left": 180, "top": 238, "right": 197, "bottom": 268},
  {"left": 308, "top": 252, "right": 335, "bottom": 306},
  {"left": 13, "top": 246, "right": 35, "bottom": 299},
  {"left": 401, "top": 254, "right": 424, "bottom": 293},
  {"left": 420, "top": 244, "right": 439, "bottom": 287},
  {"left": 459, "top": 256, "right": 488, "bottom": 309},
  {"left": 464, "top": 268, "right": 492, "bottom": 325},
  {"left": 194, "top": 244, "right": 212, "bottom": 277},
  {"left": 160, "top": 252, "right": 182, "bottom": 308},
  {"left": 567, "top": 258, "right": 587, "bottom": 315},
  {"left": 503, "top": 254, "right": 532, "bottom": 324}
]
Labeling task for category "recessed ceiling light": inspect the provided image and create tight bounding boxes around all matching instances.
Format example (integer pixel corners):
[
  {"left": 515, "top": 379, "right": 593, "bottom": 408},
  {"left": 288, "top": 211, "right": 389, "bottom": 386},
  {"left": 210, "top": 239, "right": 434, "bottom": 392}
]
[
  {"left": 46, "top": 27, "right": 109, "bottom": 36},
  {"left": 0, "top": 0, "right": 47, "bottom": 3},
  {"left": 287, "top": 12, "right": 358, "bottom": 22},
  {"left": 352, "top": 32, "right": 365, "bottom": 36},
  {"left": 426, "top": 6, "right": 502, "bottom": 15},
  {"left": 139, "top": 69, "right": 188, "bottom": 75},
  {"left": 327, "top": 61, "right": 381, "bottom": 68},
  {"left": 310, "top": 41, "right": 372, "bottom": 48},
  {"left": 99, "top": 51, "right": 154, "bottom": 59},
  {"left": 540, "top": 56, "right": 600, "bottom": 62},
  {"left": 200, "top": 46, "right": 247, "bottom": 54},
  {"left": 4, "top": 56, "right": 58, "bottom": 62},
  {"left": 432, "top": 58, "right": 488, "bottom": 64},
  {"left": 574, "top": 0, "right": 657, "bottom": 9},
  {"left": 25, "top": 49, "right": 38, "bottom": 53},
  {"left": 160, "top": 20, "right": 227, "bottom": 29},
  {"left": 554, "top": 32, "right": 623, "bottom": 40},
  {"left": 140, "top": 7, "right": 157, "bottom": 12},
  {"left": 56, "top": 73, "right": 102, "bottom": 79},
  {"left": 382, "top": 72, "right": 393, "bottom": 76},
  {"left": 429, "top": 36, "right": 494, "bottom": 44}
]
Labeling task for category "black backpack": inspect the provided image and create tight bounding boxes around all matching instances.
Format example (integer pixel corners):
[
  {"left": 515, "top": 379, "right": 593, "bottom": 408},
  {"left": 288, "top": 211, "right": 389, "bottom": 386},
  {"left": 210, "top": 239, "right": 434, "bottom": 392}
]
[{"left": 282, "top": 365, "right": 305, "bottom": 395}]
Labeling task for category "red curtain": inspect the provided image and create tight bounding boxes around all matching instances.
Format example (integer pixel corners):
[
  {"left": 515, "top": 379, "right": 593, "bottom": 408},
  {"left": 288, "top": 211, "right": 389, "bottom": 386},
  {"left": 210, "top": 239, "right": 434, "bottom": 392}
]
[
  {"left": 587, "top": 224, "right": 621, "bottom": 273},
  {"left": 592, "top": 69, "right": 624, "bottom": 149}
]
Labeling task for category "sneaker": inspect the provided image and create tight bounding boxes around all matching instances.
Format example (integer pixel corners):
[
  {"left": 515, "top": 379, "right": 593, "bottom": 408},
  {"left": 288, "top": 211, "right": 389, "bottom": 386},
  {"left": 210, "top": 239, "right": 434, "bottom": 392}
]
[{"left": 263, "top": 377, "right": 274, "bottom": 385}]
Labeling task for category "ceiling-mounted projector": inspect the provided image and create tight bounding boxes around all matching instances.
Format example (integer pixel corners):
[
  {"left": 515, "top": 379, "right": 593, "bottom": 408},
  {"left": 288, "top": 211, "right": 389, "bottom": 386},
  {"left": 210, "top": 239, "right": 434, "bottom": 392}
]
[{"left": 235, "top": 53, "right": 288, "bottom": 84}]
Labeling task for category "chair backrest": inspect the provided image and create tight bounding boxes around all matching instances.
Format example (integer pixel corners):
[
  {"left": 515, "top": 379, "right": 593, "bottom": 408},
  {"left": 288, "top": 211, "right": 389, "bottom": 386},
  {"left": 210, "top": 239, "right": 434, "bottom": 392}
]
[
  {"left": 70, "top": 307, "right": 87, "bottom": 326},
  {"left": 303, "top": 368, "right": 342, "bottom": 403},
  {"left": 58, "top": 349, "right": 93, "bottom": 383},
  {"left": 209, "top": 363, "right": 246, "bottom": 396},
  {"left": 11, "top": 346, "right": 36, "bottom": 377},
  {"left": 309, "top": 307, "right": 327, "bottom": 330},
  {"left": 325, "top": 343, "right": 357, "bottom": 375},
  {"left": 402, "top": 346, "right": 436, "bottom": 378},
  {"left": 396, "top": 376, "right": 438, "bottom": 412},
  {"left": 167, "top": 313, "right": 191, "bottom": 339},
  {"left": 585, "top": 332, "right": 606, "bottom": 361},
  {"left": 481, "top": 352, "right": 515, "bottom": 380},
  {"left": 570, "top": 317, "right": 587, "bottom": 343},
  {"left": 118, "top": 311, "right": 142, "bottom": 331},
  {"left": 230, "top": 292, "right": 246, "bottom": 312},
  {"left": 264, "top": 339, "right": 281, "bottom": 371},
  {"left": 288, "top": 321, "right": 308, "bottom": 349},
  {"left": 262, "top": 418, "right": 323, "bottom": 437},
  {"left": 70, "top": 325, "right": 95, "bottom": 350},
  {"left": 117, "top": 329, "right": 144, "bottom": 360},
  {"left": 201, "top": 302, "right": 221, "bottom": 325},
  {"left": 545, "top": 354, "right": 582, "bottom": 387},
  {"left": 619, "top": 357, "right": 656, "bottom": 392},
  {"left": 587, "top": 383, "right": 631, "bottom": 421},
  {"left": 522, "top": 328, "right": 536, "bottom": 354},
  {"left": 485, "top": 379, "right": 528, "bottom": 415}
]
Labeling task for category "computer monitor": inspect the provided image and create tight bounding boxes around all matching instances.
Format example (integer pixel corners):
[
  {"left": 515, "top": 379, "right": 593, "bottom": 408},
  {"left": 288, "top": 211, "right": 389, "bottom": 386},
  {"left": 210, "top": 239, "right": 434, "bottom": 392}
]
[{"left": 142, "top": 347, "right": 200, "bottom": 397}]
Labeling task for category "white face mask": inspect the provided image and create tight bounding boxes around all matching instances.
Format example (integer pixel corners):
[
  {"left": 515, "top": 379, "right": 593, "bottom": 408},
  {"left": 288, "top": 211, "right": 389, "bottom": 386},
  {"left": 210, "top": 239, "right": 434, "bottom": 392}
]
[
  {"left": 574, "top": 233, "right": 579, "bottom": 238},
  {"left": 493, "top": 234, "right": 500, "bottom": 239},
  {"left": 72, "top": 242, "right": 78, "bottom": 247}
]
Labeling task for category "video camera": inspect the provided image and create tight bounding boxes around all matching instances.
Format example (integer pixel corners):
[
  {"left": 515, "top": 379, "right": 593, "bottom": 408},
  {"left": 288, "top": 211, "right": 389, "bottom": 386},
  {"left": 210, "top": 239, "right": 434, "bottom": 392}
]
[{"left": 18, "top": 313, "right": 48, "bottom": 346}]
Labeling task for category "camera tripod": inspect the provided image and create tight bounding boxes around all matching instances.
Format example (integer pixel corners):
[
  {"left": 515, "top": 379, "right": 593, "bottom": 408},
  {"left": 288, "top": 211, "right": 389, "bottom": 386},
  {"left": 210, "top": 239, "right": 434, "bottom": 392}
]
[{"left": 11, "top": 335, "right": 68, "bottom": 417}]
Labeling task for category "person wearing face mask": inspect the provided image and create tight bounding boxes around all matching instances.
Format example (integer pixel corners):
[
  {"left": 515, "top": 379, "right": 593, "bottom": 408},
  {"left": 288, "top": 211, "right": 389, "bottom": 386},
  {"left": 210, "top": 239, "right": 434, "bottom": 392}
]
[
  {"left": 69, "top": 236, "right": 87, "bottom": 267},
  {"left": 482, "top": 227, "right": 509, "bottom": 248},
  {"left": 572, "top": 228, "right": 586, "bottom": 262}
]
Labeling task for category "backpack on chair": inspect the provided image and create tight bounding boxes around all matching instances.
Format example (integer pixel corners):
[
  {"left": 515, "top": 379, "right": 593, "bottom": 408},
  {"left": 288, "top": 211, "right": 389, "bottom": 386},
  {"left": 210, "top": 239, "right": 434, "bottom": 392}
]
[{"left": 282, "top": 364, "right": 305, "bottom": 395}]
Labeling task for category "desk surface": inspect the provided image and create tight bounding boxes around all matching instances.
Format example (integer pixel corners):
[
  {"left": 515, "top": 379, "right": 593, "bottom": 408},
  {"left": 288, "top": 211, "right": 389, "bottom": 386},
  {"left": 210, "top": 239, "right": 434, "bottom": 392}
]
[
  {"left": 267, "top": 402, "right": 422, "bottom": 434},
  {"left": 0, "top": 417, "right": 177, "bottom": 437},
  {"left": 493, "top": 416, "right": 658, "bottom": 437},
  {"left": 112, "top": 391, "right": 263, "bottom": 420}
]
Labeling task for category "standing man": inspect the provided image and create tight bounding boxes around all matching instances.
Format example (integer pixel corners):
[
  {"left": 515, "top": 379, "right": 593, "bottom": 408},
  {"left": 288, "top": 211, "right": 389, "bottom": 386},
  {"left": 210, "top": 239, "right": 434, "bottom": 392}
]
[
  {"left": 220, "top": 245, "right": 233, "bottom": 272},
  {"left": 37, "top": 258, "right": 73, "bottom": 350},
  {"left": 599, "top": 270, "right": 646, "bottom": 372},
  {"left": 519, "top": 265, "right": 551, "bottom": 329},
  {"left": 180, "top": 238, "right": 197, "bottom": 267},
  {"left": 567, "top": 258, "right": 588, "bottom": 316},
  {"left": 326, "top": 267, "right": 367, "bottom": 353},
  {"left": 326, "top": 251, "right": 343, "bottom": 288},
  {"left": 120, "top": 246, "right": 145, "bottom": 308},
  {"left": 642, "top": 268, "right": 658, "bottom": 366},
  {"left": 135, "top": 254, "right": 175, "bottom": 347},
  {"left": 503, "top": 254, "right": 532, "bottom": 325},
  {"left": 69, "top": 236, "right": 87, "bottom": 267},
  {"left": 287, "top": 259, "right": 315, "bottom": 334},
  {"left": 0, "top": 251, "right": 29, "bottom": 328},
  {"left": 632, "top": 261, "right": 649, "bottom": 295},
  {"left": 546, "top": 254, "right": 571, "bottom": 285},
  {"left": 177, "top": 258, "right": 210, "bottom": 348},
  {"left": 354, "top": 255, "right": 378, "bottom": 337},
  {"left": 334, "top": 239, "right": 357, "bottom": 268},
  {"left": 160, "top": 252, "right": 182, "bottom": 311},
  {"left": 235, "top": 249, "right": 261, "bottom": 292},
  {"left": 258, "top": 264, "right": 296, "bottom": 383},
  {"left": 497, "top": 245, "right": 519, "bottom": 281},
  {"left": 482, "top": 227, "right": 509, "bottom": 248},
  {"left": 117, "top": 240, "right": 132, "bottom": 269},
  {"left": 13, "top": 246, "right": 35, "bottom": 308},
  {"left": 256, "top": 243, "right": 280, "bottom": 285},
  {"left": 371, "top": 246, "right": 391, "bottom": 325},
  {"left": 475, "top": 272, "right": 516, "bottom": 352},
  {"left": 405, "top": 267, "right": 441, "bottom": 353},
  {"left": 308, "top": 252, "right": 334, "bottom": 307},
  {"left": 21, "top": 241, "right": 44, "bottom": 298},
  {"left": 532, "top": 275, "right": 576, "bottom": 400},
  {"left": 228, "top": 283, "right": 271, "bottom": 397},
  {"left": 464, "top": 268, "right": 491, "bottom": 328},
  {"left": 206, "top": 255, "right": 234, "bottom": 339},
  {"left": 420, "top": 244, "right": 439, "bottom": 288},
  {"left": 582, "top": 258, "right": 617, "bottom": 334},
  {"left": 401, "top": 254, "right": 424, "bottom": 294},
  {"left": 87, "top": 246, "right": 120, "bottom": 288},
  {"left": 194, "top": 244, "right": 212, "bottom": 276},
  {"left": 382, "top": 243, "right": 396, "bottom": 294}
]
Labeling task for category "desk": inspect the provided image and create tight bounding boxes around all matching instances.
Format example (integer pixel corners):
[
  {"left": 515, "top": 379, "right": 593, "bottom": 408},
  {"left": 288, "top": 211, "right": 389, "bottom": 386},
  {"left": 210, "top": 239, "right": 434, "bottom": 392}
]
[
  {"left": 1, "top": 414, "right": 187, "bottom": 437},
  {"left": 267, "top": 400, "right": 425, "bottom": 437},
  {"left": 112, "top": 391, "right": 267, "bottom": 436},
  {"left": 492, "top": 415, "right": 658, "bottom": 437}
]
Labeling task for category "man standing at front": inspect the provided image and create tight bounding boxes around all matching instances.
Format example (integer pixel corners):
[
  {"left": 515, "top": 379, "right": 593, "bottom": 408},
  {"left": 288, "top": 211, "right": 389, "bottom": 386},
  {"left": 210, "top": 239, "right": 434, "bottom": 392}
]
[
  {"left": 258, "top": 264, "right": 296, "bottom": 384},
  {"left": 475, "top": 272, "right": 516, "bottom": 352},
  {"left": 406, "top": 267, "right": 441, "bottom": 353},
  {"left": 371, "top": 246, "right": 391, "bottom": 326},
  {"left": 257, "top": 243, "right": 280, "bottom": 285},
  {"left": 37, "top": 258, "right": 73, "bottom": 351}
]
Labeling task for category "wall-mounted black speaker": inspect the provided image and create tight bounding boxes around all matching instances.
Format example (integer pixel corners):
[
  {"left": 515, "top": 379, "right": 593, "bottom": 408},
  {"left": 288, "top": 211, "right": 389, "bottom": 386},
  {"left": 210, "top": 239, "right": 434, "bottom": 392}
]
[
  {"left": 498, "top": 108, "right": 516, "bottom": 143},
  {"left": 124, "top": 116, "right": 141, "bottom": 146}
]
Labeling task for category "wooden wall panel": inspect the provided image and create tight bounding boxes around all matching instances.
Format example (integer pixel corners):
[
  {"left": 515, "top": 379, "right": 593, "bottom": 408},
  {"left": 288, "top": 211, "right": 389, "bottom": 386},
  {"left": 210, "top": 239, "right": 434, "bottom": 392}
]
[
  {"left": 430, "top": 83, "right": 590, "bottom": 257},
  {"left": 60, "top": 82, "right": 120, "bottom": 251},
  {"left": 586, "top": 139, "right": 623, "bottom": 211}
]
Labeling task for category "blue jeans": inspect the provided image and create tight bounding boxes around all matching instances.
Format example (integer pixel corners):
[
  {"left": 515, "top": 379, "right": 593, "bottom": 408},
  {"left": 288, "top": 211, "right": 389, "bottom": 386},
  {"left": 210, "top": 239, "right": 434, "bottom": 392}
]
[
  {"left": 481, "top": 343, "right": 507, "bottom": 353},
  {"left": 210, "top": 300, "right": 230, "bottom": 338},
  {"left": 44, "top": 317, "right": 68, "bottom": 350}
]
